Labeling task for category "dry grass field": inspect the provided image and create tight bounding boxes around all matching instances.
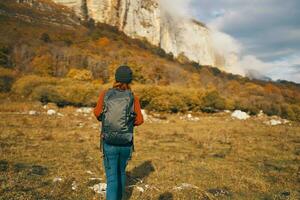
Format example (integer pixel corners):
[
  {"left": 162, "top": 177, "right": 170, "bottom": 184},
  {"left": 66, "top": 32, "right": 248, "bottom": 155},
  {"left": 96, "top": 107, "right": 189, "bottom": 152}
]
[
  {"left": 0, "top": 101, "right": 299, "bottom": 200},
  {"left": 0, "top": 1, "right": 300, "bottom": 200}
]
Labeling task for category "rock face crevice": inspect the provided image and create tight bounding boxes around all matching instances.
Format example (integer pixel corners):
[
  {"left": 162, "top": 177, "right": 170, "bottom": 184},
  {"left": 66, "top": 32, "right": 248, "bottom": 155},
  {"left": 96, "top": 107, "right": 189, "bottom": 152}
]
[{"left": 51, "top": 0, "right": 224, "bottom": 67}]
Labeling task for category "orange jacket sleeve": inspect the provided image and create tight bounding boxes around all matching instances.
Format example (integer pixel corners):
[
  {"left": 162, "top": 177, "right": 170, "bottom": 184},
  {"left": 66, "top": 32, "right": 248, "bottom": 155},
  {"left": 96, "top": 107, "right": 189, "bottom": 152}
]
[
  {"left": 93, "top": 90, "right": 106, "bottom": 119},
  {"left": 133, "top": 95, "right": 144, "bottom": 126},
  {"left": 93, "top": 90, "right": 144, "bottom": 126}
]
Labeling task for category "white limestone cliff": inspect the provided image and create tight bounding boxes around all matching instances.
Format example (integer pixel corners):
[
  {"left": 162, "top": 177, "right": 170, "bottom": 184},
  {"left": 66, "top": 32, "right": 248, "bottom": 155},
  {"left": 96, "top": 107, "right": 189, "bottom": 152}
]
[{"left": 51, "top": 0, "right": 225, "bottom": 67}]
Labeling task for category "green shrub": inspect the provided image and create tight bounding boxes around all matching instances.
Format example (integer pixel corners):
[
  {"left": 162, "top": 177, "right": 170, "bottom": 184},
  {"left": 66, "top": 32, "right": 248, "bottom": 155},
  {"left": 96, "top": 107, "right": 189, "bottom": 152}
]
[
  {"left": 40, "top": 33, "right": 51, "bottom": 43},
  {"left": 17, "top": 76, "right": 101, "bottom": 106},
  {"left": 202, "top": 90, "right": 226, "bottom": 110},
  {"left": 31, "top": 84, "right": 61, "bottom": 104},
  {"left": 263, "top": 103, "right": 281, "bottom": 116},
  {"left": 30, "top": 79, "right": 101, "bottom": 107},
  {"left": 12, "top": 75, "right": 57, "bottom": 96},
  {"left": 281, "top": 104, "right": 296, "bottom": 120},
  {"left": 291, "top": 105, "right": 300, "bottom": 121}
]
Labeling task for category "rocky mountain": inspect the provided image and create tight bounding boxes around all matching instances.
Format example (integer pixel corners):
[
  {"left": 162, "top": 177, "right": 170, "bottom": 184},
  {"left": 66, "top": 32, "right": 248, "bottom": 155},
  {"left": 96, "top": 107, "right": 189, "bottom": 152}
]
[{"left": 51, "top": 0, "right": 222, "bottom": 67}]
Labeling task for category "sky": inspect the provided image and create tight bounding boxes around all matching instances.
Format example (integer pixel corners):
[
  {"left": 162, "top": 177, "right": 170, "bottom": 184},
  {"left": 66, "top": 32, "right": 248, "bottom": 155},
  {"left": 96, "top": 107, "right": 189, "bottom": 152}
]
[{"left": 165, "top": 0, "right": 300, "bottom": 83}]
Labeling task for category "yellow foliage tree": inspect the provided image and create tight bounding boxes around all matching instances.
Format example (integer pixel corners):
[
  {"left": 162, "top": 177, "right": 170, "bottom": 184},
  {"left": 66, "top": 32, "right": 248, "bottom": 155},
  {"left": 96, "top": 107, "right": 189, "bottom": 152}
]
[
  {"left": 264, "top": 83, "right": 281, "bottom": 95},
  {"left": 96, "top": 37, "right": 110, "bottom": 47},
  {"left": 244, "top": 82, "right": 264, "bottom": 95},
  {"left": 31, "top": 54, "right": 54, "bottom": 76},
  {"left": 67, "top": 68, "right": 93, "bottom": 81},
  {"left": 227, "top": 80, "right": 241, "bottom": 93}
]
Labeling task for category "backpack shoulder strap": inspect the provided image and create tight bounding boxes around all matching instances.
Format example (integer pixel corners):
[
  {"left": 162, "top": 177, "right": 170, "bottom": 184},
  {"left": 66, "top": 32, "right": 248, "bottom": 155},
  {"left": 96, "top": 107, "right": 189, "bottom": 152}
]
[{"left": 103, "top": 88, "right": 115, "bottom": 112}]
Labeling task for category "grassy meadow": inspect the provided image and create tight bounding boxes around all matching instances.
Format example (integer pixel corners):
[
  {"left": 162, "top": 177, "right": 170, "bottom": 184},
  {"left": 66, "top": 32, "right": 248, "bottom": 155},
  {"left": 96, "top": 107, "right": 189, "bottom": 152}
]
[
  {"left": 0, "top": 100, "right": 299, "bottom": 200},
  {"left": 0, "top": 1, "right": 300, "bottom": 199}
]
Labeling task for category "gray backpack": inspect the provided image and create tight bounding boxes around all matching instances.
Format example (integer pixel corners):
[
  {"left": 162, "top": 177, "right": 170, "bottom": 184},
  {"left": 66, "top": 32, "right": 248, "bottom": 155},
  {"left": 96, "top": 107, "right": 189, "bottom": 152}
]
[{"left": 101, "top": 88, "right": 135, "bottom": 145}]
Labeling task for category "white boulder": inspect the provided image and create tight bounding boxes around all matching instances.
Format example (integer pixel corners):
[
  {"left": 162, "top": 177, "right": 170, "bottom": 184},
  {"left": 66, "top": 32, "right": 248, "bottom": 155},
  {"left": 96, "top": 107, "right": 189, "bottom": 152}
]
[
  {"left": 47, "top": 109, "right": 56, "bottom": 115},
  {"left": 136, "top": 186, "right": 144, "bottom": 193},
  {"left": 53, "top": 177, "right": 63, "bottom": 182},
  {"left": 231, "top": 110, "right": 250, "bottom": 120},
  {"left": 28, "top": 110, "right": 37, "bottom": 115},
  {"left": 269, "top": 119, "right": 282, "bottom": 126},
  {"left": 89, "top": 183, "right": 107, "bottom": 194}
]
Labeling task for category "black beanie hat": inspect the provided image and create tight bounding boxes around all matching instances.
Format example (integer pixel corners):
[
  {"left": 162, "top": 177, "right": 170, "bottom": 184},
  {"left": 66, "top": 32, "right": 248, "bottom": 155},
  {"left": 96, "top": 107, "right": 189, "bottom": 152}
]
[{"left": 115, "top": 65, "right": 133, "bottom": 84}]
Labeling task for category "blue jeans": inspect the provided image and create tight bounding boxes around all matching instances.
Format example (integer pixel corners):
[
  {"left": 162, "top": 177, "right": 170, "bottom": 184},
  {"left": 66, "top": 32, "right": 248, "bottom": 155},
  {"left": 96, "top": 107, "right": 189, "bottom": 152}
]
[{"left": 103, "top": 142, "right": 132, "bottom": 200}]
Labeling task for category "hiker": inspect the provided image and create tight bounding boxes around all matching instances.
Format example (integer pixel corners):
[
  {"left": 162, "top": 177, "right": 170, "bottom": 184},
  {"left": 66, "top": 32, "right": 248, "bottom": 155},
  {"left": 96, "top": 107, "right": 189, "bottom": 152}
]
[{"left": 94, "top": 65, "right": 144, "bottom": 200}]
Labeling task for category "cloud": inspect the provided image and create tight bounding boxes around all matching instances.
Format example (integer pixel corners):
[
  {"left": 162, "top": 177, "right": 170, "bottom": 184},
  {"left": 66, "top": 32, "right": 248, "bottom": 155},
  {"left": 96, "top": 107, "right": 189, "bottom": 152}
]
[
  {"left": 158, "top": 0, "right": 300, "bottom": 83},
  {"left": 188, "top": 0, "right": 300, "bottom": 83},
  {"left": 160, "top": 0, "right": 193, "bottom": 17}
]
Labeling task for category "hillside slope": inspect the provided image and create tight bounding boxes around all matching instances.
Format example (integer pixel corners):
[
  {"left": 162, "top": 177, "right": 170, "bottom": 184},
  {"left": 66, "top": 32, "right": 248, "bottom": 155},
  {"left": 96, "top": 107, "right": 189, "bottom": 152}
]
[
  {"left": 0, "top": 0, "right": 300, "bottom": 121},
  {"left": 52, "top": 0, "right": 222, "bottom": 67}
]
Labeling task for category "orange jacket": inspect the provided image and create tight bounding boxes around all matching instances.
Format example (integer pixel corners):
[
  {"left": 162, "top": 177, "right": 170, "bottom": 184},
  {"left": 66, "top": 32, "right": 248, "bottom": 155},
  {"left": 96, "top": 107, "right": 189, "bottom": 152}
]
[{"left": 93, "top": 90, "right": 144, "bottom": 126}]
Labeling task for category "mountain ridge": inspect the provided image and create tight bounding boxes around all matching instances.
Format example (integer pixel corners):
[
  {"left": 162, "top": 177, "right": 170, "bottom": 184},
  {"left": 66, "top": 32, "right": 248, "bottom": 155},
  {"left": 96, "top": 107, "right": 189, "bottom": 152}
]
[{"left": 51, "top": 0, "right": 227, "bottom": 67}]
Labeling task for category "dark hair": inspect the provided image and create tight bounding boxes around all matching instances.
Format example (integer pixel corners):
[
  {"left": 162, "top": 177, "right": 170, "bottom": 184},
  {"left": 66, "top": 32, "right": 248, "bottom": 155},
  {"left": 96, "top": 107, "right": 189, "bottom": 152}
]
[{"left": 113, "top": 82, "right": 131, "bottom": 90}]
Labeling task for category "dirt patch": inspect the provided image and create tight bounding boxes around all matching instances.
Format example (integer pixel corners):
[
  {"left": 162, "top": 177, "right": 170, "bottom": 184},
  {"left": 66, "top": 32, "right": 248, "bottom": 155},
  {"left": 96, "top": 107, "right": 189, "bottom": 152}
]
[
  {"left": 0, "top": 160, "right": 9, "bottom": 171},
  {"left": 30, "top": 165, "right": 48, "bottom": 176},
  {"left": 13, "top": 162, "right": 31, "bottom": 172}
]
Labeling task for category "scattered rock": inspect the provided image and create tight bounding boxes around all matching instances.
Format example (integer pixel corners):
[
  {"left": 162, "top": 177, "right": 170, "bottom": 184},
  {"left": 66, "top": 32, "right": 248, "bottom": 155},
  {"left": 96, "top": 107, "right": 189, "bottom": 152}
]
[
  {"left": 264, "top": 118, "right": 290, "bottom": 126},
  {"left": 207, "top": 188, "right": 230, "bottom": 197},
  {"left": 87, "top": 178, "right": 102, "bottom": 187},
  {"left": 86, "top": 170, "right": 93, "bottom": 175},
  {"left": 180, "top": 114, "right": 200, "bottom": 122},
  {"left": 76, "top": 107, "right": 93, "bottom": 114},
  {"left": 0, "top": 160, "right": 8, "bottom": 172},
  {"left": 89, "top": 183, "right": 106, "bottom": 194},
  {"left": 47, "top": 109, "right": 56, "bottom": 115},
  {"left": 231, "top": 110, "right": 250, "bottom": 120},
  {"left": 144, "top": 112, "right": 169, "bottom": 124},
  {"left": 57, "top": 112, "right": 64, "bottom": 117},
  {"left": 257, "top": 110, "right": 265, "bottom": 118},
  {"left": 78, "top": 122, "right": 84, "bottom": 128},
  {"left": 53, "top": 177, "right": 63, "bottom": 182},
  {"left": 136, "top": 186, "right": 144, "bottom": 193},
  {"left": 88, "top": 178, "right": 102, "bottom": 181},
  {"left": 173, "top": 183, "right": 198, "bottom": 191},
  {"left": 224, "top": 110, "right": 231, "bottom": 113},
  {"left": 141, "top": 109, "right": 148, "bottom": 121},
  {"left": 71, "top": 181, "right": 78, "bottom": 191},
  {"left": 28, "top": 110, "right": 37, "bottom": 115},
  {"left": 269, "top": 119, "right": 282, "bottom": 126}
]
